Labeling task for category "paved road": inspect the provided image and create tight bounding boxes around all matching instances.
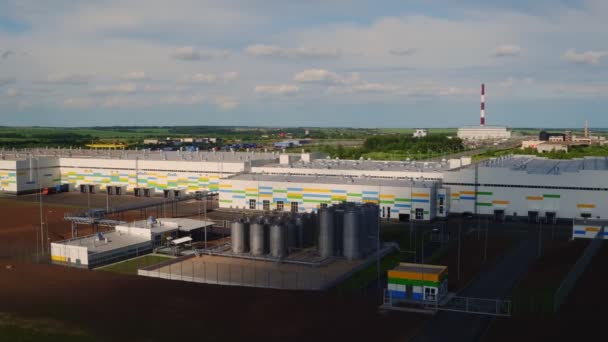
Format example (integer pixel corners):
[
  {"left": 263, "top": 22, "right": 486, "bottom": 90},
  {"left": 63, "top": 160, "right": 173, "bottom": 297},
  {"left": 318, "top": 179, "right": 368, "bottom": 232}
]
[{"left": 411, "top": 231, "right": 538, "bottom": 342}]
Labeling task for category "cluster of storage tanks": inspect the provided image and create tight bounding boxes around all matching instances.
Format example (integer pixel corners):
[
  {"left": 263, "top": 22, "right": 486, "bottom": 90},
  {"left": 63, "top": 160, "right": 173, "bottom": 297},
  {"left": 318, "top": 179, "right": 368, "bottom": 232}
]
[{"left": 230, "top": 203, "right": 380, "bottom": 261}]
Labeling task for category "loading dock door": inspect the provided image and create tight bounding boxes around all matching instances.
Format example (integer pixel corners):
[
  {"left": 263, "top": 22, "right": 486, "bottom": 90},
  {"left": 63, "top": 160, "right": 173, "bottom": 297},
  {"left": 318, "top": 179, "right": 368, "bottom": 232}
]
[
  {"left": 80, "top": 184, "right": 87, "bottom": 193},
  {"left": 399, "top": 214, "right": 410, "bottom": 222},
  {"left": 546, "top": 211, "right": 556, "bottom": 224},
  {"left": 144, "top": 188, "right": 151, "bottom": 197},
  {"left": 88, "top": 185, "right": 95, "bottom": 194},
  {"left": 493, "top": 209, "right": 505, "bottom": 222},
  {"left": 528, "top": 210, "right": 539, "bottom": 223}
]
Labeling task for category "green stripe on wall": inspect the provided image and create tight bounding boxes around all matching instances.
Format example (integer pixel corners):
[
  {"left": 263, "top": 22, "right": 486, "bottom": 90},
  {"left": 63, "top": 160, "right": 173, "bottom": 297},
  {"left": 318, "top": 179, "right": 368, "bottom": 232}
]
[
  {"left": 543, "top": 194, "right": 560, "bottom": 198},
  {"left": 273, "top": 189, "right": 287, "bottom": 193},
  {"left": 476, "top": 202, "right": 493, "bottom": 207},
  {"left": 476, "top": 192, "right": 493, "bottom": 196},
  {"left": 347, "top": 193, "right": 362, "bottom": 197},
  {"left": 395, "top": 198, "right": 411, "bottom": 202}
]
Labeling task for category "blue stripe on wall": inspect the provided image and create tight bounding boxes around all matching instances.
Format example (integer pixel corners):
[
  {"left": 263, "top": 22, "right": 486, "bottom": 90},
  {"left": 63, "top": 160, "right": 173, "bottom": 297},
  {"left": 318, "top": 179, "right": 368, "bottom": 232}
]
[
  {"left": 412, "top": 199, "right": 430, "bottom": 203},
  {"left": 460, "top": 196, "right": 475, "bottom": 200},
  {"left": 287, "top": 188, "right": 303, "bottom": 192}
]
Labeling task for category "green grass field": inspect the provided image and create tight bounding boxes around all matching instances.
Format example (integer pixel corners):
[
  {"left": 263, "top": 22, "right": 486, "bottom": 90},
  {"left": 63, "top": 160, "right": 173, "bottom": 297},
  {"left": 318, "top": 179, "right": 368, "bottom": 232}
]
[
  {"left": 0, "top": 313, "right": 96, "bottom": 342},
  {"left": 97, "top": 254, "right": 173, "bottom": 275}
]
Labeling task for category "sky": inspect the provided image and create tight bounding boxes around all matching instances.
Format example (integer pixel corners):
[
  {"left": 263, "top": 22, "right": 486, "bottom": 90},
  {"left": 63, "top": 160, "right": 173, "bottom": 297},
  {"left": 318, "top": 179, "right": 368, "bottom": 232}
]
[{"left": 0, "top": 0, "right": 607, "bottom": 128}]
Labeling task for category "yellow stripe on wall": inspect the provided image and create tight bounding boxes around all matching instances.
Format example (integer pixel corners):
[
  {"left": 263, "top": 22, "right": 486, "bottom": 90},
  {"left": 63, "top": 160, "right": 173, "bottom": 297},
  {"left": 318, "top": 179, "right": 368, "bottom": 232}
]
[
  {"left": 302, "top": 188, "right": 331, "bottom": 193},
  {"left": 411, "top": 193, "right": 430, "bottom": 198},
  {"left": 586, "top": 227, "right": 600, "bottom": 232},
  {"left": 492, "top": 200, "right": 510, "bottom": 205},
  {"left": 379, "top": 194, "right": 395, "bottom": 199},
  {"left": 526, "top": 196, "right": 543, "bottom": 201},
  {"left": 51, "top": 255, "right": 67, "bottom": 262},
  {"left": 577, "top": 204, "right": 595, "bottom": 209},
  {"left": 460, "top": 191, "right": 475, "bottom": 195}
]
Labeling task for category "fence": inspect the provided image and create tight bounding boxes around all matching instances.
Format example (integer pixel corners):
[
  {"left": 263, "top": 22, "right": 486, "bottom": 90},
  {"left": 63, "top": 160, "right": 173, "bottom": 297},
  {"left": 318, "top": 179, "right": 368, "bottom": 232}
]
[
  {"left": 553, "top": 225, "right": 605, "bottom": 311},
  {"left": 138, "top": 256, "right": 331, "bottom": 290}
]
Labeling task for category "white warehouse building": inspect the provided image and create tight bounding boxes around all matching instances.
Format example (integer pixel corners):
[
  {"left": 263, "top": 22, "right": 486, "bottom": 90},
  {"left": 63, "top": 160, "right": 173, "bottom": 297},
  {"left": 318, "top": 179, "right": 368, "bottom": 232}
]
[{"left": 3, "top": 148, "right": 608, "bottom": 223}]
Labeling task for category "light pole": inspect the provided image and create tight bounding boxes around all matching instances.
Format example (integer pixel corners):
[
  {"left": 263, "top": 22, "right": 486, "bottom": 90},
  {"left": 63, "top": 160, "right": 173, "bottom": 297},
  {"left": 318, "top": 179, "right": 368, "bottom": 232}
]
[
  {"left": 36, "top": 157, "right": 44, "bottom": 257},
  {"left": 45, "top": 209, "right": 54, "bottom": 254},
  {"left": 457, "top": 220, "right": 462, "bottom": 281},
  {"left": 483, "top": 217, "right": 488, "bottom": 261},
  {"left": 538, "top": 219, "right": 543, "bottom": 257}
]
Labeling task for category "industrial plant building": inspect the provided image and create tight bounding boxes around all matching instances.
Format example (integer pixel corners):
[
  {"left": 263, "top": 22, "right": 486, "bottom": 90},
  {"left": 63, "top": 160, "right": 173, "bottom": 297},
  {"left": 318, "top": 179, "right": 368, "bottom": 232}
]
[
  {"left": 457, "top": 83, "right": 511, "bottom": 140},
  {"left": 3, "top": 148, "right": 608, "bottom": 221}
]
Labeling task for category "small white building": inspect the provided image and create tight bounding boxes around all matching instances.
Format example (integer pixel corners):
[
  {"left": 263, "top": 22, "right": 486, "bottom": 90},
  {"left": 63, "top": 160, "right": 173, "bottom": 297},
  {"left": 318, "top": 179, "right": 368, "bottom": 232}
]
[
  {"left": 457, "top": 126, "right": 512, "bottom": 140},
  {"left": 572, "top": 219, "right": 607, "bottom": 240},
  {"left": 413, "top": 129, "right": 428, "bottom": 138},
  {"left": 50, "top": 218, "right": 214, "bottom": 268}
]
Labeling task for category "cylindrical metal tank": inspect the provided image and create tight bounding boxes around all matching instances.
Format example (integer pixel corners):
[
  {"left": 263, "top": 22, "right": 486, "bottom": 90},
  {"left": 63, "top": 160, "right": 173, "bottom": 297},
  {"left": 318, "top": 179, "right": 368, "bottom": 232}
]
[
  {"left": 333, "top": 205, "right": 344, "bottom": 256},
  {"left": 343, "top": 207, "right": 362, "bottom": 260},
  {"left": 270, "top": 223, "right": 287, "bottom": 258},
  {"left": 295, "top": 215, "right": 305, "bottom": 248},
  {"left": 308, "top": 211, "right": 318, "bottom": 247},
  {"left": 360, "top": 204, "right": 372, "bottom": 256},
  {"left": 231, "top": 220, "right": 249, "bottom": 254},
  {"left": 250, "top": 222, "right": 265, "bottom": 256},
  {"left": 318, "top": 208, "right": 334, "bottom": 258},
  {"left": 286, "top": 220, "right": 297, "bottom": 249}
]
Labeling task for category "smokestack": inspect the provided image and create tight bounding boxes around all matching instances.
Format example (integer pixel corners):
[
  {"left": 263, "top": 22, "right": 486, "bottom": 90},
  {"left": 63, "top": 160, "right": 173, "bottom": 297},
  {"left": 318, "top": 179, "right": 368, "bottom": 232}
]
[
  {"left": 584, "top": 120, "right": 589, "bottom": 138},
  {"left": 480, "top": 83, "right": 485, "bottom": 126}
]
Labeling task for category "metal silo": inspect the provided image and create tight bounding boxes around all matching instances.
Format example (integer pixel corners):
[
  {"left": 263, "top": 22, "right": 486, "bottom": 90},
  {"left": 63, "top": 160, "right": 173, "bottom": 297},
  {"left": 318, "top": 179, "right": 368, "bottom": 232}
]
[
  {"left": 343, "top": 207, "right": 362, "bottom": 260},
  {"left": 333, "top": 205, "right": 345, "bottom": 256},
  {"left": 295, "top": 215, "right": 305, "bottom": 248},
  {"left": 250, "top": 221, "right": 265, "bottom": 256},
  {"left": 231, "top": 220, "right": 249, "bottom": 254},
  {"left": 270, "top": 223, "right": 287, "bottom": 258},
  {"left": 318, "top": 207, "right": 334, "bottom": 258},
  {"left": 286, "top": 220, "right": 297, "bottom": 249}
]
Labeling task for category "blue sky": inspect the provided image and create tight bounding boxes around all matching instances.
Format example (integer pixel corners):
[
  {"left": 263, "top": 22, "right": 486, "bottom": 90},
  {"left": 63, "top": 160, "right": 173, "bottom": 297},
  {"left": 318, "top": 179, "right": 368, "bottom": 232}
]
[{"left": 0, "top": 0, "right": 607, "bottom": 128}]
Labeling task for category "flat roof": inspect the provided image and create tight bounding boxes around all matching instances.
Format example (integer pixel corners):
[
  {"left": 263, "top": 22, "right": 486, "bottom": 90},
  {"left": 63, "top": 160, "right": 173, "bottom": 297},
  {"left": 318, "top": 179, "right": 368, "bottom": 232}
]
[
  {"left": 0, "top": 149, "right": 280, "bottom": 163},
  {"left": 259, "top": 159, "right": 450, "bottom": 172},
  {"left": 393, "top": 262, "right": 447, "bottom": 275},
  {"left": 120, "top": 218, "right": 215, "bottom": 232},
  {"left": 54, "top": 230, "right": 150, "bottom": 254},
  {"left": 475, "top": 155, "right": 608, "bottom": 174},
  {"left": 227, "top": 174, "right": 438, "bottom": 187}
]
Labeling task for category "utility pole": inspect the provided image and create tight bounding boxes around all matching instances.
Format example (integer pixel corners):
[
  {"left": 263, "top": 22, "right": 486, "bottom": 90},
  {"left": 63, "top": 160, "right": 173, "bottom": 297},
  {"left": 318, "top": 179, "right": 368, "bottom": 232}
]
[
  {"left": 37, "top": 157, "right": 44, "bottom": 257},
  {"left": 538, "top": 219, "right": 543, "bottom": 257},
  {"left": 457, "top": 221, "right": 462, "bottom": 281}
]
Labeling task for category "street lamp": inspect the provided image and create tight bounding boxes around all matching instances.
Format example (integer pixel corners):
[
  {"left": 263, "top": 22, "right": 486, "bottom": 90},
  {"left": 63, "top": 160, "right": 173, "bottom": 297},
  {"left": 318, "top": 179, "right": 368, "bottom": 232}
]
[{"left": 45, "top": 210, "right": 54, "bottom": 250}]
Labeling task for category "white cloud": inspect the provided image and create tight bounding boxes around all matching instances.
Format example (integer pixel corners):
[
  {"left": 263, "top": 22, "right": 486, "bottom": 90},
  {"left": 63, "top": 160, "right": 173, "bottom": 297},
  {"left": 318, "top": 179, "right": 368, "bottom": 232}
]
[
  {"left": 91, "top": 83, "right": 138, "bottom": 95},
  {"left": 63, "top": 97, "right": 96, "bottom": 109},
  {"left": 293, "top": 69, "right": 352, "bottom": 85},
  {"left": 493, "top": 44, "right": 522, "bottom": 57},
  {"left": 181, "top": 73, "right": 218, "bottom": 84},
  {"left": 222, "top": 71, "right": 239, "bottom": 82},
  {"left": 160, "top": 94, "right": 206, "bottom": 106},
  {"left": 244, "top": 44, "right": 340, "bottom": 58},
  {"left": 45, "top": 73, "right": 94, "bottom": 85},
  {"left": 122, "top": 71, "right": 147, "bottom": 80},
  {"left": 214, "top": 96, "right": 239, "bottom": 110},
  {"left": 171, "top": 46, "right": 230, "bottom": 61},
  {"left": 254, "top": 84, "right": 299, "bottom": 96},
  {"left": 6, "top": 88, "right": 19, "bottom": 97},
  {"left": 562, "top": 49, "right": 608, "bottom": 65},
  {"left": 389, "top": 48, "right": 417, "bottom": 56}
]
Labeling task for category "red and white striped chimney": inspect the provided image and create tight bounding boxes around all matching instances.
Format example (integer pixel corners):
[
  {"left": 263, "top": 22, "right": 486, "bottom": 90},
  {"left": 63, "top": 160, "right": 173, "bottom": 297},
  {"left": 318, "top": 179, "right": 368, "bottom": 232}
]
[{"left": 480, "top": 83, "right": 485, "bottom": 126}]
